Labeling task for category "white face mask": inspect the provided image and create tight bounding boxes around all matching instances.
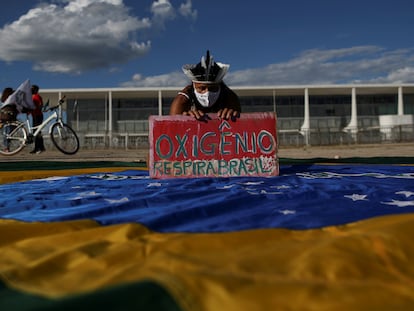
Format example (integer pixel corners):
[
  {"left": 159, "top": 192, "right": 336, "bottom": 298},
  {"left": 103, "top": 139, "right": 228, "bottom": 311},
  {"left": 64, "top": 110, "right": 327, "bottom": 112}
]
[{"left": 194, "top": 88, "right": 221, "bottom": 108}]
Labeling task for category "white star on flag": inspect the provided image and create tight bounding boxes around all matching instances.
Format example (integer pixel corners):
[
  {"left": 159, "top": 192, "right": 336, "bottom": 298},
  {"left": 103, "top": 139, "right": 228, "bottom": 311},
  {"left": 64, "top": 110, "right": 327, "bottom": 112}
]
[
  {"left": 381, "top": 200, "right": 414, "bottom": 207},
  {"left": 104, "top": 197, "right": 130, "bottom": 204},
  {"left": 271, "top": 185, "right": 291, "bottom": 189},
  {"left": 344, "top": 194, "right": 368, "bottom": 201},
  {"left": 147, "top": 182, "right": 163, "bottom": 187},
  {"left": 279, "top": 209, "right": 296, "bottom": 215},
  {"left": 396, "top": 191, "right": 414, "bottom": 198}
]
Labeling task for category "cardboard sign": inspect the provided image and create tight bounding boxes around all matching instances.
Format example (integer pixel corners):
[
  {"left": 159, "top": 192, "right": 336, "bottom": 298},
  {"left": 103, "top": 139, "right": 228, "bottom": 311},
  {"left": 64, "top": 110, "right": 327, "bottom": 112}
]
[{"left": 149, "top": 112, "right": 279, "bottom": 179}]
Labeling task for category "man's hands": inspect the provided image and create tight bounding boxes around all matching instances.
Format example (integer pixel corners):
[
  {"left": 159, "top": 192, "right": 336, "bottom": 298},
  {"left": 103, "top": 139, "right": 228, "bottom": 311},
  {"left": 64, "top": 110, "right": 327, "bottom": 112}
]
[
  {"left": 183, "top": 109, "right": 207, "bottom": 120},
  {"left": 183, "top": 108, "right": 240, "bottom": 121},
  {"left": 217, "top": 108, "right": 240, "bottom": 120}
]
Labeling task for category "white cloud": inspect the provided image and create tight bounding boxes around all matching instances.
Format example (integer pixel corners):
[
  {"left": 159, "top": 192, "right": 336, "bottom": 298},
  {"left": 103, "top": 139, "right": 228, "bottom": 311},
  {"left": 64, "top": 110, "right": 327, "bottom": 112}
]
[
  {"left": 121, "top": 71, "right": 187, "bottom": 87},
  {"left": 122, "top": 46, "right": 414, "bottom": 87},
  {"left": 151, "top": 0, "right": 175, "bottom": 25},
  {"left": 227, "top": 46, "right": 414, "bottom": 86},
  {"left": 227, "top": 46, "right": 399, "bottom": 85},
  {"left": 0, "top": 0, "right": 193, "bottom": 74},
  {"left": 179, "top": 0, "right": 197, "bottom": 20},
  {"left": 150, "top": 0, "right": 196, "bottom": 28},
  {"left": 64, "top": 0, "right": 124, "bottom": 12},
  {"left": 368, "top": 67, "right": 414, "bottom": 84}
]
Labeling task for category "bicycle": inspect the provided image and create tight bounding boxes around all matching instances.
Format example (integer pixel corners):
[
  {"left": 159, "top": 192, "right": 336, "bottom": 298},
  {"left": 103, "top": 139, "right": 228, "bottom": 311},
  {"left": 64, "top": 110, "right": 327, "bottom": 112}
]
[{"left": 0, "top": 96, "right": 80, "bottom": 156}]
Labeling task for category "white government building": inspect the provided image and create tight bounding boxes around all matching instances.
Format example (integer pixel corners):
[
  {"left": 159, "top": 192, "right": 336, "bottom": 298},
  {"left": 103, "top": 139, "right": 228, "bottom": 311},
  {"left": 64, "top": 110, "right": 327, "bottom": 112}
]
[{"left": 39, "top": 83, "right": 414, "bottom": 149}]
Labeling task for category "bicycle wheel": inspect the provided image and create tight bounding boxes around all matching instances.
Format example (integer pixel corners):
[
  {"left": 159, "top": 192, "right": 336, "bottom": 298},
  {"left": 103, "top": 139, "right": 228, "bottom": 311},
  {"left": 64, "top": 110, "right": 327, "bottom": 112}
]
[
  {"left": 0, "top": 121, "right": 27, "bottom": 155},
  {"left": 50, "top": 123, "right": 80, "bottom": 155}
]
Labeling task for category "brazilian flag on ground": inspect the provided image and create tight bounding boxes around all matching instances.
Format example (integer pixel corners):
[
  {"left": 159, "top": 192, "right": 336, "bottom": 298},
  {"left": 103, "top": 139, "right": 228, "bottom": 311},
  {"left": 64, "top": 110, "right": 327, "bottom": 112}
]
[{"left": 1, "top": 157, "right": 414, "bottom": 311}]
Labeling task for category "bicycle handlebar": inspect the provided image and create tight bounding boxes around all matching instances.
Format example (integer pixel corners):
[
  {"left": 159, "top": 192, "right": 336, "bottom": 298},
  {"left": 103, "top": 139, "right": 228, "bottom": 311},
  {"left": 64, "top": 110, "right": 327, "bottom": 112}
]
[
  {"left": 58, "top": 95, "right": 66, "bottom": 104},
  {"left": 43, "top": 95, "right": 66, "bottom": 112}
]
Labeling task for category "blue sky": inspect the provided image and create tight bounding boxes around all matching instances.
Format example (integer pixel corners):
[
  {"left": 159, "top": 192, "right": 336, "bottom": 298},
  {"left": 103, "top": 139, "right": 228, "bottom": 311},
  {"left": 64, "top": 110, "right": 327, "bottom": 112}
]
[{"left": 0, "top": 0, "right": 413, "bottom": 89}]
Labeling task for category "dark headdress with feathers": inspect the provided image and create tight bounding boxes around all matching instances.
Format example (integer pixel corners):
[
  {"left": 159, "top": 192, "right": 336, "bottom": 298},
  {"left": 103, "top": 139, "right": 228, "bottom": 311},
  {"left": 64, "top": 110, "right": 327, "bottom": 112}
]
[{"left": 182, "top": 50, "right": 229, "bottom": 83}]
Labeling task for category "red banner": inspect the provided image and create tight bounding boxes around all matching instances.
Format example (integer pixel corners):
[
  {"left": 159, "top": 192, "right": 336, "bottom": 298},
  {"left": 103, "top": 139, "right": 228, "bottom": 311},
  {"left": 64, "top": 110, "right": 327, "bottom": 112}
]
[{"left": 149, "top": 112, "right": 279, "bottom": 179}]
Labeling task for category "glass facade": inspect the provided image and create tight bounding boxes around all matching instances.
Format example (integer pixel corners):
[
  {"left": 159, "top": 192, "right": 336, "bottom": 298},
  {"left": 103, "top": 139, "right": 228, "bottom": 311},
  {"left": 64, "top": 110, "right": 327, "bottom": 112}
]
[
  {"left": 357, "top": 94, "right": 397, "bottom": 115},
  {"left": 404, "top": 94, "right": 414, "bottom": 114}
]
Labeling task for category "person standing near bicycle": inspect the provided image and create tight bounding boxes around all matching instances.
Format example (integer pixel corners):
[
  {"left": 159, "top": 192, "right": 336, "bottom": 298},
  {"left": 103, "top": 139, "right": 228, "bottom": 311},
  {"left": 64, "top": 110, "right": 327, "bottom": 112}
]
[
  {"left": 0, "top": 87, "right": 17, "bottom": 123},
  {"left": 30, "top": 84, "right": 45, "bottom": 154},
  {"left": 0, "top": 87, "right": 17, "bottom": 152}
]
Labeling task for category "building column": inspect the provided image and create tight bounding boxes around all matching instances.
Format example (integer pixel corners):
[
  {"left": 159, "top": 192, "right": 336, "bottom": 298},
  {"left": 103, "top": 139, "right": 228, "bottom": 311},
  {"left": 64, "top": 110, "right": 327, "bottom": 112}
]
[
  {"left": 344, "top": 87, "right": 358, "bottom": 133},
  {"left": 158, "top": 90, "right": 163, "bottom": 115},
  {"left": 272, "top": 89, "right": 277, "bottom": 131},
  {"left": 108, "top": 91, "right": 113, "bottom": 147},
  {"left": 398, "top": 86, "right": 404, "bottom": 115},
  {"left": 300, "top": 88, "right": 310, "bottom": 145}
]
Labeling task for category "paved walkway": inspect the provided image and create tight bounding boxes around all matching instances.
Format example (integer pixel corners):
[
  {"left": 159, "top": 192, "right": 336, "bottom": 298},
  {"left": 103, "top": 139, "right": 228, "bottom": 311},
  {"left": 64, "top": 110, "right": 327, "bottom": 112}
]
[{"left": 1, "top": 142, "right": 413, "bottom": 163}]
